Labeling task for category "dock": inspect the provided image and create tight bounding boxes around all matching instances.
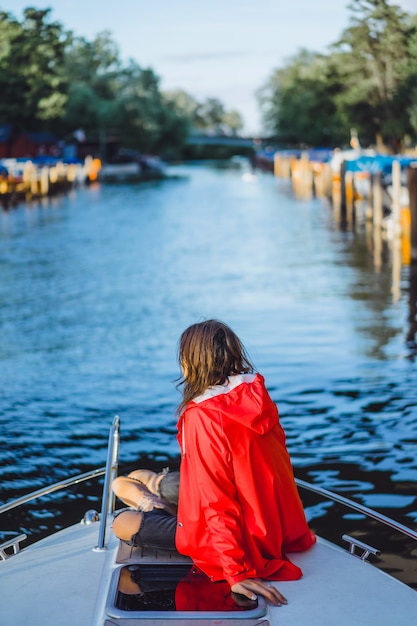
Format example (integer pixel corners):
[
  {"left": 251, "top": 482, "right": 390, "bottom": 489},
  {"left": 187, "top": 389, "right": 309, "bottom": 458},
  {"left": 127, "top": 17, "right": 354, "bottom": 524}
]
[
  {"left": 0, "top": 157, "right": 101, "bottom": 206},
  {"left": 256, "top": 149, "right": 417, "bottom": 267}
]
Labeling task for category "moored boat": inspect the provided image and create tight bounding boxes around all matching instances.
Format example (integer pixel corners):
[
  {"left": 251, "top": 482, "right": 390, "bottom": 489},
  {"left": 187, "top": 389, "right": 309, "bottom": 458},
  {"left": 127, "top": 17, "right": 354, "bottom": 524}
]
[{"left": 98, "top": 154, "right": 167, "bottom": 182}]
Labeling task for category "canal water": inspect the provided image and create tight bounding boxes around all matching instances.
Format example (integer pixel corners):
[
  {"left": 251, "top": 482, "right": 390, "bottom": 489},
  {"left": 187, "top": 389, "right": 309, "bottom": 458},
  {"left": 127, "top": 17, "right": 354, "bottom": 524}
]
[{"left": 1, "top": 163, "right": 416, "bottom": 585}]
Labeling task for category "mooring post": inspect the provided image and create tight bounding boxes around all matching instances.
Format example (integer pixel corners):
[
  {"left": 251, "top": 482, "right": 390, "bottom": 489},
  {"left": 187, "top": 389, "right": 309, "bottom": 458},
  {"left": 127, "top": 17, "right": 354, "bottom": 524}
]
[
  {"left": 345, "top": 170, "right": 355, "bottom": 226},
  {"left": 391, "top": 160, "right": 402, "bottom": 235},
  {"left": 340, "top": 160, "right": 347, "bottom": 221},
  {"left": 372, "top": 171, "right": 383, "bottom": 227},
  {"left": 274, "top": 152, "right": 281, "bottom": 178},
  {"left": 40, "top": 167, "right": 49, "bottom": 196},
  {"left": 408, "top": 165, "right": 417, "bottom": 264},
  {"left": 301, "top": 151, "right": 312, "bottom": 199}
]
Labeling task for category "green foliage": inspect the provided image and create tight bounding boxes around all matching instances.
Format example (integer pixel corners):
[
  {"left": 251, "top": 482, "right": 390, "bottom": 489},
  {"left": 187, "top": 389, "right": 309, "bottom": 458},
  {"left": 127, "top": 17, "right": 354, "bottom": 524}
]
[
  {"left": 61, "top": 33, "right": 119, "bottom": 138},
  {"left": 0, "top": 8, "right": 246, "bottom": 158},
  {"left": 115, "top": 64, "right": 185, "bottom": 154},
  {"left": 259, "top": 0, "right": 417, "bottom": 148},
  {"left": 0, "top": 7, "right": 68, "bottom": 130},
  {"left": 332, "top": 0, "right": 413, "bottom": 143},
  {"left": 60, "top": 34, "right": 186, "bottom": 155},
  {"left": 164, "top": 91, "right": 244, "bottom": 136},
  {"left": 402, "top": 13, "right": 417, "bottom": 139},
  {"left": 259, "top": 49, "right": 347, "bottom": 146},
  {"left": 221, "top": 110, "right": 244, "bottom": 136}
]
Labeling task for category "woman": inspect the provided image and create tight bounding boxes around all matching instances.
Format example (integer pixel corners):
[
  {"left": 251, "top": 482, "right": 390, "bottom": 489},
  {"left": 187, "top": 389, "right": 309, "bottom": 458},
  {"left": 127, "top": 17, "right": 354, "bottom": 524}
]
[{"left": 112, "top": 320, "right": 315, "bottom": 606}]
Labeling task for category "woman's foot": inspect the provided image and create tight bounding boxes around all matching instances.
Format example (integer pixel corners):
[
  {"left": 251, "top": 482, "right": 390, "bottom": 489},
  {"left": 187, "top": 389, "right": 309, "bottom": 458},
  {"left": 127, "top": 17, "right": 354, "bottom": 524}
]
[
  {"left": 112, "top": 475, "right": 176, "bottom": 515},
  {"left": 128, "top": 468, "right": 167, "bottom": 497}
]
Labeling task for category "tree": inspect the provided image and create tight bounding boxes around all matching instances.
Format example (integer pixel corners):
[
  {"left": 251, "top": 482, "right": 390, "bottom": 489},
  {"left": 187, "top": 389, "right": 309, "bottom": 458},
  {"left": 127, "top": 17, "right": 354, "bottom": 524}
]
[
  {"left": 221, "top": 110, "right": 244, "bottom": 135},
  {"left": 195, "top": 98, "right": 226, "bottom": 133},
  {"left": 258, "top": 49, "right": 347, "bottom": 147},
  {"left": 116, "top": 63, "right": 169, "bottom": 152},
  {"left": 62, "top": 36, "right": 190, "bottom": 156},
  {"left": 163, "top": 91, "right": 243, "bottom": 136},
  {"left": 402, "top": 13, "right": 417, "bottom": 140},
  {"left": 61, "top": 31, "right": 121, "bottom": 142},
  {"left": 0, "top": 8, "right": 243, "bottom": 156},
  {"left": 0, "top": 7, "right": 68, "bottom": 130},
  {"left": 163, "top": 89, "right": 199, "bottom": 121},
  {"left": 331, "top": 0, "right": 414, "bottom": 145},
  {"left": 257, "top": 0, "right": 417, "bottom": 147}
]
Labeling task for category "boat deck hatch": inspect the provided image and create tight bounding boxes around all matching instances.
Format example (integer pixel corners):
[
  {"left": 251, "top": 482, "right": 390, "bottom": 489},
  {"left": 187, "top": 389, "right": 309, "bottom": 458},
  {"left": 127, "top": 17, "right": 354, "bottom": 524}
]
[{"left": 106, "top": 563, "right": 267, "bottom": 621}]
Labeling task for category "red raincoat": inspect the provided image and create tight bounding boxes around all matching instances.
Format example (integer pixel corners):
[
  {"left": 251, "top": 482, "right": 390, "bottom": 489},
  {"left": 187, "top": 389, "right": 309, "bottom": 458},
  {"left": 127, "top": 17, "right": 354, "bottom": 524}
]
[{"left": 176, "top": 373, "right": 315, "bottom": 586}]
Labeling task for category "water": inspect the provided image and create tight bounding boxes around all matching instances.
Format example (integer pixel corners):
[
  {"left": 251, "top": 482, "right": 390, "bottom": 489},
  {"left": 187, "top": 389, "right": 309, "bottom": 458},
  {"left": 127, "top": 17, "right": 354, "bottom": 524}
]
[{"left": 1, "top": 163, "right": 416, "bottom": 585}]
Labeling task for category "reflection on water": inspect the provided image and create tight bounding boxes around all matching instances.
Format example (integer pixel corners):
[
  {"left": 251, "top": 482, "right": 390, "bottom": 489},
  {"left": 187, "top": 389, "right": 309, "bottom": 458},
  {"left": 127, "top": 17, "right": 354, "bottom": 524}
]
[
  {"left": 407, "top": 264, "right": 417, "bottom": 359},
  {"left": 0, "top": 164, "right": 416, "bottom": 587}
]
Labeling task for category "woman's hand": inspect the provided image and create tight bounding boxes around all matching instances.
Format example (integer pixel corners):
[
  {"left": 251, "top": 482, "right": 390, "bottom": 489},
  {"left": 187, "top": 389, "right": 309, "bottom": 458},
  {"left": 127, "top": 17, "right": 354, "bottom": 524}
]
[{"left": 231, "top": 578, "right": 287, "bottom": 606}]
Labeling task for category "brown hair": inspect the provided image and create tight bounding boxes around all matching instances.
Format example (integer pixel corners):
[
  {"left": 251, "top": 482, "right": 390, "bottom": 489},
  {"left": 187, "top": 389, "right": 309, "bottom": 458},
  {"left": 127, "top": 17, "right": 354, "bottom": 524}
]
[{"left": 177, "top": 319, "right": 255, "bottom": 414}]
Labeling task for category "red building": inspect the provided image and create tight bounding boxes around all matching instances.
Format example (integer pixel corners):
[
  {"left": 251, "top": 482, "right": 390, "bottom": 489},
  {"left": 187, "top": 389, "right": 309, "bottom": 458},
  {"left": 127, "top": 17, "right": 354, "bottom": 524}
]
[{"left": 0, "top": 125, "right": 59, "bottom": 158}]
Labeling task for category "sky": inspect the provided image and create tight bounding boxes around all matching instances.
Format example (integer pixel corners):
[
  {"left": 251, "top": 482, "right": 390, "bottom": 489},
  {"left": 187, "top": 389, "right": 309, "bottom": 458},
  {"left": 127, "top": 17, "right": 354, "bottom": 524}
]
[{"left": 4, "top": 0, "right": 416, "bottom": 134}]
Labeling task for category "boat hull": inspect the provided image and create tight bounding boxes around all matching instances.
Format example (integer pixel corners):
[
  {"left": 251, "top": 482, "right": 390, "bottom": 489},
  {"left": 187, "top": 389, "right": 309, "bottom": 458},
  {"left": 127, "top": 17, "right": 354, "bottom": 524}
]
[{"left": 1, "top": 518, "right": 416, "bottom": 626}]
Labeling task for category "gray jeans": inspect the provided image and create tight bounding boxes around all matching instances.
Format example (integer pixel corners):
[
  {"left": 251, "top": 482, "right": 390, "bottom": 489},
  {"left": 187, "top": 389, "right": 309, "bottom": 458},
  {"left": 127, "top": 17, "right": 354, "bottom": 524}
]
[{"left": 130, "top": 470, "right": 179, "bottom": 550}]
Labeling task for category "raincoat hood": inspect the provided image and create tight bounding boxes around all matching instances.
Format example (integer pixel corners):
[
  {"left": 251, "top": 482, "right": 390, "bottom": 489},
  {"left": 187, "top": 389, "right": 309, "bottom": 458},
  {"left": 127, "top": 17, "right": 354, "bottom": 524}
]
[{"left": 178, "top": 373, "right": 278, "bottom": 439}]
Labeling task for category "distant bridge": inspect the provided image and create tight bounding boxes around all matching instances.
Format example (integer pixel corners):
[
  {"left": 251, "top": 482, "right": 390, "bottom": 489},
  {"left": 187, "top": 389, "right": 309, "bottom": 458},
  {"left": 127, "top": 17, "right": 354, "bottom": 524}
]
[{"left": 186, "top": 134, "right": 257, "bottom": 148}]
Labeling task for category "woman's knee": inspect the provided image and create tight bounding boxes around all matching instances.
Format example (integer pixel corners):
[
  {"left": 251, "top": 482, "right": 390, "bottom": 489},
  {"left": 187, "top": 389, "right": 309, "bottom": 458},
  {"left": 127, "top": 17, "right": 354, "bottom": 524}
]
[
  {"left": 112, "top": 476, "right": 137, "bottom": 501},
  {"left": 112, "top": 510, "right": 143, "bottom": 542},
  {"left": 111, "top": 476, "right": 125, "bottom": 497}
]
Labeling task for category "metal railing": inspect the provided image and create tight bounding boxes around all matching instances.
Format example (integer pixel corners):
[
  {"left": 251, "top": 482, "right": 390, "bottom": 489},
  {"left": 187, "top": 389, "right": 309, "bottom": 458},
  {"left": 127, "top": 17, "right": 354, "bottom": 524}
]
[
  {"left": 0, "top": 467, "right": 106, "bottom": 516},
  {"left": 0, "top": 534, "right": 28, "bottom": 561},
  {"left": 0, "top": 415, "right": 121, "bottom": 553},
  {"left": 295, "top": 478, "right": 417, "bottom": 542},
  {"left": 95, "top": 415, "right": 120, "bottom": 550}
]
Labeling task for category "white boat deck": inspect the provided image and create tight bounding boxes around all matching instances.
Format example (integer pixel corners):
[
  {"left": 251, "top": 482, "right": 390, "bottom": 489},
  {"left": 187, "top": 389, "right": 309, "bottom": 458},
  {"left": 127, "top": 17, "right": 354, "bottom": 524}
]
[{"left": 1, "top": 517, "right": 416, "bottom": 626}]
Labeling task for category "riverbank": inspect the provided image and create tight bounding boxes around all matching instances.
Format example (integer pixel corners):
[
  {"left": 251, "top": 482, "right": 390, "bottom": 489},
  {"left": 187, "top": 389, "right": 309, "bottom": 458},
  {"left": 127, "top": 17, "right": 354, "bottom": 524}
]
[
  {"left": 0, "top": 154, "right": 168, "bottom": 206},
  {"left": 0, "top": 157, "right": 99, "bottom": 206}
]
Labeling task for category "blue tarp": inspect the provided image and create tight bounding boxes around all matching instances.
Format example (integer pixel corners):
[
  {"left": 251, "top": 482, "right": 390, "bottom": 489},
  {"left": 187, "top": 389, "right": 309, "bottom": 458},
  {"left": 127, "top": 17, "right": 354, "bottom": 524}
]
[
  {"left": 345, "top": 155, "right": 417, "bottom": 174},
  {"left": 256, "top": 148, "right": 333, "bottom": 163},
  {"left": 258, "top": 149, "right": 417, "bottom": 173}
]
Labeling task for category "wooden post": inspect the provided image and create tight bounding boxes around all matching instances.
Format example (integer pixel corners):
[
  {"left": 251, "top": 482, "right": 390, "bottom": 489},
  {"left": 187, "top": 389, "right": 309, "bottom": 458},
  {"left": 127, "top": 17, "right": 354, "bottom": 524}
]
[
  {"left": 365, "top": 173, "right": 374, "bottom": 221},
  {"left": 289, "top": 156, "right": 296, "bottom": 179},
  {"left": 67, "top": 164, "right": 76, "bottom": 183},
  {"left": 407, "top": 263, "right": 417, "bottom": 348},
  {"left": 40, "top": 167, "right": 49, "bottom": 196},
  {"left": 391, "top": 160, "right": 402, "bottom": 235},
  {"left": 345, "top": 170, "right": 354, "bottom": 227},
  {"left": 84, "top": 156, "right": 93, "bottom": 182},
  {"left": 56, "top": 162, "right": 65, "bottom": 181},
  {"left": 371, "top": 171, "right": 383, "bottom": 271},
  {"left": 273, "top": 153, "right": 281, "bottom": 178},
  {"left": 324, "top": 163, "right": 333, "bottom": 199},
  {"left": 49, "top": 166, "right": 58, "bottom": 184},
  {"left": 391, "top": 237, "right": 401, "bottom": 302},
  {"left": 300, "top": 151, "right": 312, "bottom": 199},
  {"left": 408, "top": 165, "right": 417, "bottom": 264},
  {"left": 0, "top": 177, "right": 8, "bottom": 195},
  {"left": 30, "top": 168, "right": 38, "bottom": 196},
  {"left": 372, "top": 171, "right": 383, "bottom": 227},
  {"left": 340, "top": 160, "right": 347, "bottom": 221},
  {"left": 23, "top": 161, "right": 33, "bottom": 193},
  {"left": 332, "top": 168, "right": 341, "bottom": 221},
  {"left": 401, "top": 205, "right": 411, "bottom": 264}
]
